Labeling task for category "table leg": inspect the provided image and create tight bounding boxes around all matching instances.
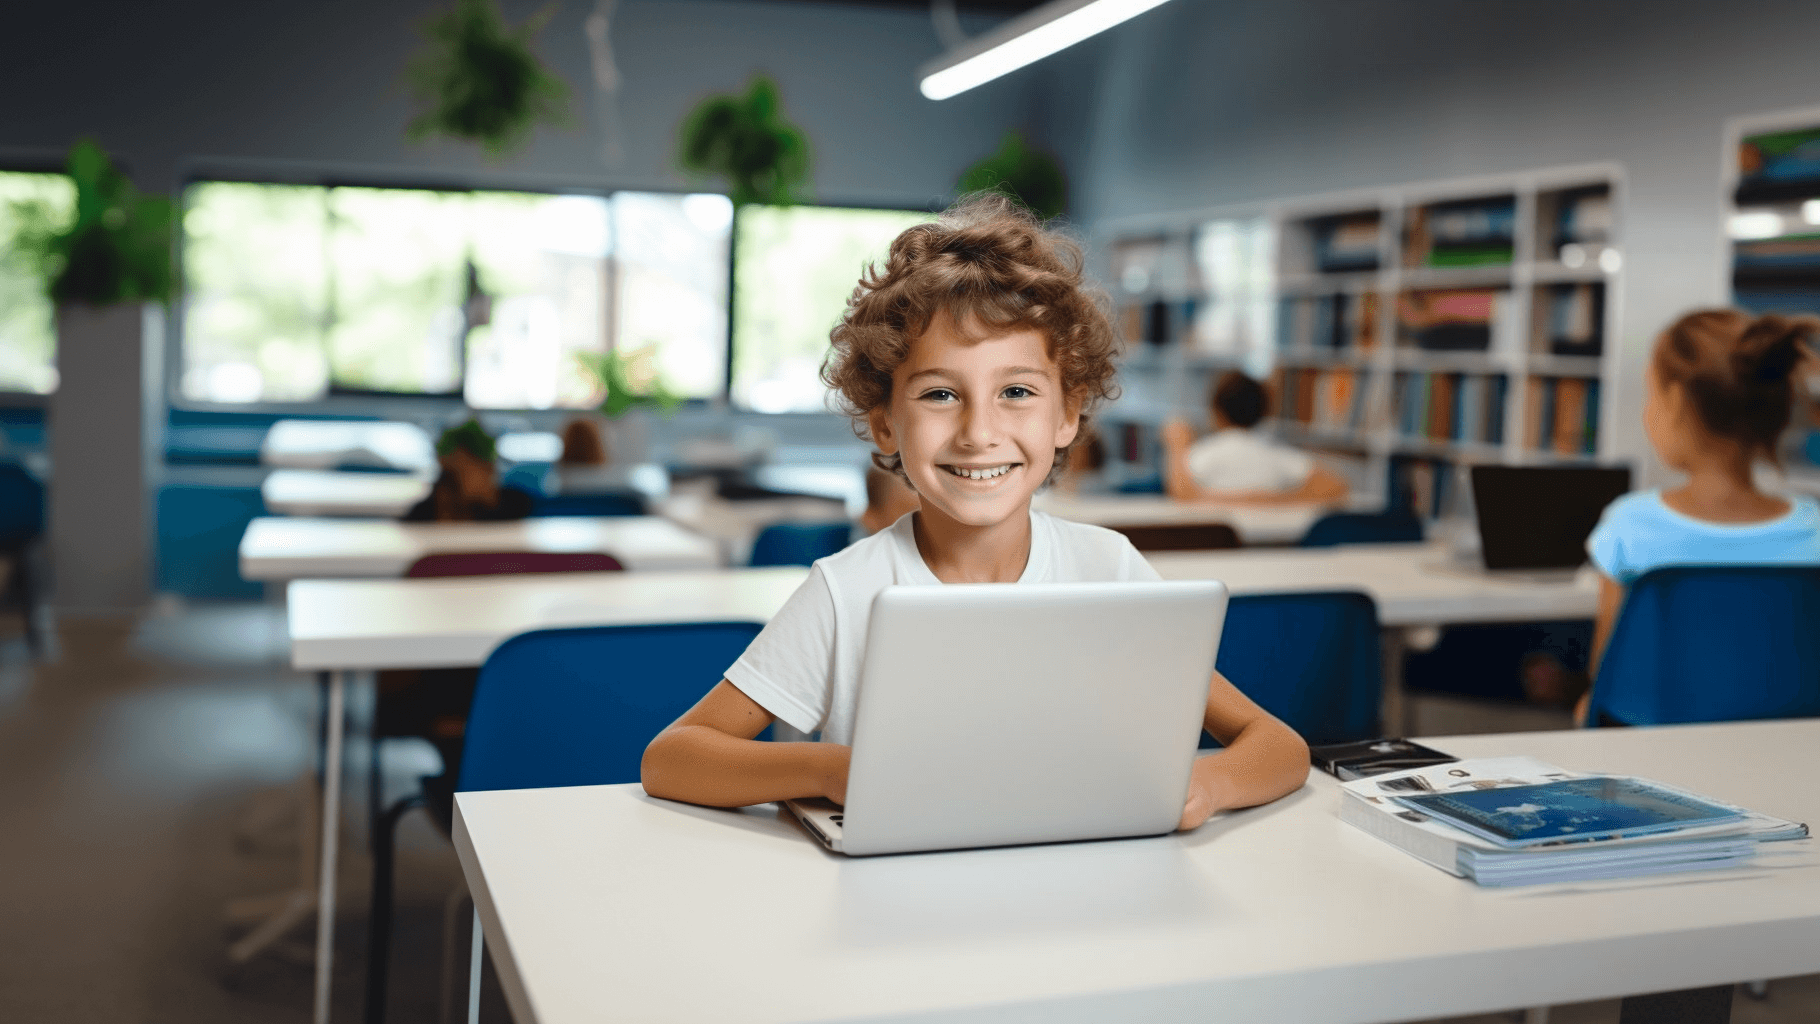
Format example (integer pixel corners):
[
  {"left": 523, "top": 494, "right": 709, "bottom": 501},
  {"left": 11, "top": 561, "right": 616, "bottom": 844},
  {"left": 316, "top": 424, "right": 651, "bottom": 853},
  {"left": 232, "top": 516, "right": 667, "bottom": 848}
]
[
  {"left": 468, "top": 905, "right": 484, "bottom": 1024},
  {"left": 1379, "top": 628, "right": 1409, "bottom": 737},
  {"left": 314, "top": 670, "right": 347, "bottom": 1024},
  {"left": 1617, "top": 985, "right": 1732, "bottom": 1024}
]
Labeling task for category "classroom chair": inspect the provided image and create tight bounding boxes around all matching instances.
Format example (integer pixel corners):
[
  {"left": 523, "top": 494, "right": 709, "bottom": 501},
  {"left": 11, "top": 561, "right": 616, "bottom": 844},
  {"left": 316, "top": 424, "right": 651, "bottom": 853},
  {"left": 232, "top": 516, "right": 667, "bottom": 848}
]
[
  {"left": 365, "top": 620, "right": 767, "bottom": 1024},
  {"left": 749, "top": 521, "right": 852, "bottom": 566},
  {"left": 1213, "top": 591, "right": 1383, "bottom": 746},
  {"left": 155, "top": 483, "right": 267, "bottom": 600},
  {"left": 404, "top": 551, "right": 625, "bottom": 578},
  {"left": 1587, "top": 565, "right": 1820, "bottom": 727},
  {"left": 0, "top": 464, "right": 44, "bottom": 652},
  {"left": 1298, "top": 510, "right": 1424, "bottom": 547},
  {"left": 1112, "top": 523, "right": 1241, "bottom": 552},
  {"left": 528, "top": 490, "right": 647, "bottom": 517}
]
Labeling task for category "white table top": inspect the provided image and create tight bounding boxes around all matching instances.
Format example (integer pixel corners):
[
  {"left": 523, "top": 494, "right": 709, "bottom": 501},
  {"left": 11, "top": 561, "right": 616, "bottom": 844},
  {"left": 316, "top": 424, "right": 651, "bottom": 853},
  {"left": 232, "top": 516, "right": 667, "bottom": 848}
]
[
  {"left": 1033, "top": 492, "right": 1331, "bottom": 546},
  {"left": 241, "top": 515, "right": 721, "bottom": 581},
  {"left": 454, "top": 719, "right": 1820, "bottom": 1024},
  {"left": 1148, "top": 541, "right": 1599, "bottom": 627},
  {"left": 260, "top": 419, "right": 436, "bottom": 472},
  {"left": 260, "top": 469, "right": 433, "bottom": 518},
  {"left": 287, "top": 566, "right": 808, "bottom": 670}
]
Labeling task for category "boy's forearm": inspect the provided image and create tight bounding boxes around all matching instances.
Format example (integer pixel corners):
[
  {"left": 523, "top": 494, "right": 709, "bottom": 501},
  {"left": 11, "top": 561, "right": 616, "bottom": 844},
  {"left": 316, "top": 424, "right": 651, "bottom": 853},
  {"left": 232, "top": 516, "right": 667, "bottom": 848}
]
[
  {"left": 1196, "top": 716, "right": 1309, "bottom": 811},
  {"left": 641, "top": 725, "right": 848, "bottom": 808}
]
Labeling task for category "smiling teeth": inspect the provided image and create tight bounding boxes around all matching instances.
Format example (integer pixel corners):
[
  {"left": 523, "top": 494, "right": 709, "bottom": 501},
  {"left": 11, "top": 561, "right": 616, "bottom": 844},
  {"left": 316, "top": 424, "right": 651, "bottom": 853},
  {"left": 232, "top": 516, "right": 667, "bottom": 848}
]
[{"left": 950, "top": 464, "right": 1013, "bottom": 480}]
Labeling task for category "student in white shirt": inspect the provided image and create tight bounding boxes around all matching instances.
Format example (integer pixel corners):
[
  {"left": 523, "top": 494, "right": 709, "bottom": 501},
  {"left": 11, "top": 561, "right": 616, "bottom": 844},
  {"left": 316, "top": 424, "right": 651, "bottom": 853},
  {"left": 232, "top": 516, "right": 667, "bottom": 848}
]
[
  {"left": 1161, "top": 371, "right": 1348, "bottom": 504},
  {"left": 642, "top": 195, "right": 1308, "bottom": 830}
]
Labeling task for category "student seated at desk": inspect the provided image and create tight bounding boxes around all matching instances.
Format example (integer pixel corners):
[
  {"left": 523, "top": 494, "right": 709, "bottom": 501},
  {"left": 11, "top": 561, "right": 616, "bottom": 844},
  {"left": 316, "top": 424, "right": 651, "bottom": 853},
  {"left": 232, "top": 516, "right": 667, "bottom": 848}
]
[
  {"left": 1161, "top": 371, "right": 1348, "bottom": 505},
  {"left": 402, "top": 419, "right": 535, "bottom": 522},
  {"left": 643, "top": 195, "right": 1308, "bottom": 829},
  {"left": 1573, "top": 309, "right": 1820, "bottom": 724}
]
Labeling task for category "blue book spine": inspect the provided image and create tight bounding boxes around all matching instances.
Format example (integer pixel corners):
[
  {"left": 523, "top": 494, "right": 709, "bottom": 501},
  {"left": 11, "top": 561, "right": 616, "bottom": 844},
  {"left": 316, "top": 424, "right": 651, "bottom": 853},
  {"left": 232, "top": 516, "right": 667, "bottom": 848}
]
[
  {"left": 1583, "top": 379, "right": 1601, "bottom": 454},
  {"left": 1536, "top": 378, "right": 1557, "bottom": 451}
]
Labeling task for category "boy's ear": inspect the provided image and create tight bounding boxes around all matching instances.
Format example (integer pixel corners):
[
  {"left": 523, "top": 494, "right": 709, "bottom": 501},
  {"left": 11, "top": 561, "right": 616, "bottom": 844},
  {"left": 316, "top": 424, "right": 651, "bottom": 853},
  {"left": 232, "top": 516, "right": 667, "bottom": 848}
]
[
  {"left": 868, "top": 406, "right": 898, "bottom": 455},
  {"left": 1053, "top": 389, "right": 1084, "bottom": 450}
]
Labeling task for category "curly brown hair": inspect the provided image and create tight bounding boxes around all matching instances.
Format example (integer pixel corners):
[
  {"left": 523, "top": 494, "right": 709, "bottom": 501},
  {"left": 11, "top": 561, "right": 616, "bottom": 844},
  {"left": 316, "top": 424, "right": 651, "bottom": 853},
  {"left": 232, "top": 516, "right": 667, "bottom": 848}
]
[
  {"left": 1655, "top": 308, "right": 1818, "bottom": 464},
  {"left": 820, "top": 193, "right": 1122, "bottom": 482}
]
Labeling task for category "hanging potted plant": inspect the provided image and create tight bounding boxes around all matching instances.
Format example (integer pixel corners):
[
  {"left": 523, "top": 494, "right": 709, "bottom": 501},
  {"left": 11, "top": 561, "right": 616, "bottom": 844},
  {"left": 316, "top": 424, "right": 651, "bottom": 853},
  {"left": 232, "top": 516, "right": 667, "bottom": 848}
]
[
  {"left": 957, "top": 132, "right": 1068, "bottom": 221},
  {"left": 6, "top": 138, "right": 174, "bottom": 610},
  {"left": 677, "top": 75, "right": 812, "bottom": 206},
  {"left": 405, "top": 0, "right": 571, "bottom": 158},
  {"left": 573, "top": 346, "right": 682, "bottom": 466}
]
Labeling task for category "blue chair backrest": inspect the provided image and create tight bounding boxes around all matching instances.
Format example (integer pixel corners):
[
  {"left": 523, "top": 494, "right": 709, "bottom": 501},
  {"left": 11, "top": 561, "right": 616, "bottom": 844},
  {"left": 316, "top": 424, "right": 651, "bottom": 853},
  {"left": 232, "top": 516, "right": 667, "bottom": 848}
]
[
  {"left": 458, "top": 621, "right": 766, "bottom": 792},
  {"left": 1588, "top": 565, "right": 1820, "bottom": 726},
  {"left": 0, "top": 464, "right": 45, "bottom": 548},
  {"left": 749, "top": 522, "right": 851, "bottom": 567},
  {"left": 156, "top": 484, "right": 266, "bottom": 599},
  {"left": 1213, "top": 591, "right": 1382, "bottom": 745},
  {"left": 530, "top": 491, "right": 646, "bottom": 517},
  {"left": 499, "top": 463, "right": 553, "bottom": 498},
  {"left": 1300, "top": 511, "right": 1424, "bottom": 548}
]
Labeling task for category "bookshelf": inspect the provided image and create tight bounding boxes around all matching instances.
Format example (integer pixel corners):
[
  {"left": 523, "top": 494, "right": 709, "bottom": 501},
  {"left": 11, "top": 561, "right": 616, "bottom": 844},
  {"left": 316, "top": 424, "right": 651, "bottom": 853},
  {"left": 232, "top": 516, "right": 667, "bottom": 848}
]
[{"left": 1100, "top": 164, "right": 1622, "bottom": 517}]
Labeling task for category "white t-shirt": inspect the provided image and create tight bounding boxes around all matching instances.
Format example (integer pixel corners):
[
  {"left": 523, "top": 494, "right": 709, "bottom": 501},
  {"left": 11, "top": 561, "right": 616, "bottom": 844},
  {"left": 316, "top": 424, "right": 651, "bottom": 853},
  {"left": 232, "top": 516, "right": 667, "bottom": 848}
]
[
  {"left": 1185, "top": 428, "right": 1313, "bottom": 493},
  {"left": 723, "top": 508, "right": 1161, "bottom": 744}
]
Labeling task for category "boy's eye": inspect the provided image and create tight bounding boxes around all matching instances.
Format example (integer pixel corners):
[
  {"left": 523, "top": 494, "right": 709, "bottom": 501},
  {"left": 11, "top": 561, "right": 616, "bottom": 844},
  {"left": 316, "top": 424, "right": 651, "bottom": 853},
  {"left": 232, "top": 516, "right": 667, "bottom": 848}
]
[
  {"left": 1002, "top": 384, "right": 1035, "bottom": 399},
  {"left": 920, "top": 388, "right": 957, "bottom": 403}
]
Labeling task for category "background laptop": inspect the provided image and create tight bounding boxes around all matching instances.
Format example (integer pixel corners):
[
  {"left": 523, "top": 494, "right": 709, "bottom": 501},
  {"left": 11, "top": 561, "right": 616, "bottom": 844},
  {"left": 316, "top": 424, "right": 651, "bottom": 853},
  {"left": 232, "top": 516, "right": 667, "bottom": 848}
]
[
  {"left": 788, "top": 580, "right": 1228, "bottom": 857},
  {"left": 1469, "top": 464, "right": 1632, "bottom": 575}
]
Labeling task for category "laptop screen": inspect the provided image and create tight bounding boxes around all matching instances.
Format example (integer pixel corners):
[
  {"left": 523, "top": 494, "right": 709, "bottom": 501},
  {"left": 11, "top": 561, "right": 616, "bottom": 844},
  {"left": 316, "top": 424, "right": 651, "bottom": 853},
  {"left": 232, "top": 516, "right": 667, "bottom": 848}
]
[{"left": 1470, "top": 465, "right": 1631, "bottom": 570}]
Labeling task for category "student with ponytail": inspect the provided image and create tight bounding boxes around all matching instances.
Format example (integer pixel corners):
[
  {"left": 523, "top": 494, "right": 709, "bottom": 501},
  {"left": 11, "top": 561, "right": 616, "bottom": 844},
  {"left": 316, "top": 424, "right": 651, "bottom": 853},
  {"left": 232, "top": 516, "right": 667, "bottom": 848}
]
[{"left": 1577, "top": 309, "right": 1820, "bottom": 722}]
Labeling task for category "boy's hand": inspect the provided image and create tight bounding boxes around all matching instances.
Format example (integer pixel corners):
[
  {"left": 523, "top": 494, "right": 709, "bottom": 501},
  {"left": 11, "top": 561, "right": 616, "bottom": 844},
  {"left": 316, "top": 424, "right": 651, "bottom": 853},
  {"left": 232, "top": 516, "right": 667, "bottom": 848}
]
[
  {"left": 1176, "top": 757, "right": 1227, "bottom": 831},
  {"left": 1161, "top": 417, "right": 1195, "bottom": 451}
]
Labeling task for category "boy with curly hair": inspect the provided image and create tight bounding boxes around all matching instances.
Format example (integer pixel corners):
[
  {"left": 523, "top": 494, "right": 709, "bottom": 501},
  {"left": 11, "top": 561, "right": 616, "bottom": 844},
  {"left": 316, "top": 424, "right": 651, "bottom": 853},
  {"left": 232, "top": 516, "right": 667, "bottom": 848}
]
[{"left": 642, "top": 196, "right": 1307, "bottom": 830}]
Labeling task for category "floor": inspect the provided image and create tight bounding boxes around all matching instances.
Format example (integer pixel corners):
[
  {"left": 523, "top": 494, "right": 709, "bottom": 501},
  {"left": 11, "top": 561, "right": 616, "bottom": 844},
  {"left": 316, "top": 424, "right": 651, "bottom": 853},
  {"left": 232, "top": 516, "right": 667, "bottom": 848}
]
[{"left": 0, "top": 601, "right": 1813, "bottom": 1023}]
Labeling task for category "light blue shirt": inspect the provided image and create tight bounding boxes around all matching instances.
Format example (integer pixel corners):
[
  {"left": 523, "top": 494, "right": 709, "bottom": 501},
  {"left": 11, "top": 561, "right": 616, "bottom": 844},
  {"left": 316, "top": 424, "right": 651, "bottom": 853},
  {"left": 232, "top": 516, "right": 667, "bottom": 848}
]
[{"left": 1586, "top": 490, "right": 1820, "bottom": 585}]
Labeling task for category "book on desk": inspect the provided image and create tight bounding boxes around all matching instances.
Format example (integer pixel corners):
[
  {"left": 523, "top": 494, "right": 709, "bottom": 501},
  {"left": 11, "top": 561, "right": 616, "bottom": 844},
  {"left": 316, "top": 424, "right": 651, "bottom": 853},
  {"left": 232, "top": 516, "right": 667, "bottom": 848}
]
[{"left": 1340, "top": 756, "right": 1808, "bottom": 887}]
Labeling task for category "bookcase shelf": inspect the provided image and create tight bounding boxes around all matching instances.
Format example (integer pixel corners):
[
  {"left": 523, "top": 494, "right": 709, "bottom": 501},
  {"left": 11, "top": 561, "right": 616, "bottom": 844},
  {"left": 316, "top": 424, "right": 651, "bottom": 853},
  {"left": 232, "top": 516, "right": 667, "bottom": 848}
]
[{"left": 1099, "top": 164, "right": 1622, "bottom": 517}]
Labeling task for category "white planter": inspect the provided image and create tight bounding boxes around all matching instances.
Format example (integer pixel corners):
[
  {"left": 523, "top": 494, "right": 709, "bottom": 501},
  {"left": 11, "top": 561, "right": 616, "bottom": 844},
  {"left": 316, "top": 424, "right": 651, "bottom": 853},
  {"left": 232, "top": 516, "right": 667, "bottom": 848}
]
[{"left": 50, "top": 302, "right": 163, "bottom": 614}]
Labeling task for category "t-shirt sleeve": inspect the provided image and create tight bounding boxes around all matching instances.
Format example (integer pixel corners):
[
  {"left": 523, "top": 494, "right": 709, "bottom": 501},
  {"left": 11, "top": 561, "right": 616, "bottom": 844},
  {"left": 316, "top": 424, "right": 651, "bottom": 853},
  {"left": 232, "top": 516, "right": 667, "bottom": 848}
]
[
  {"left": 1119, "top": 539, "right": 1164, "bottom": 582},
  {"left": 721, "top": 565, "right": 839, "bottom": 734},
  {"left": 1585, "top": 497, "right": 1636, "bottom": 584},
  {"left": 1274, "top": 446, "right": 1315, "bottom": 490}
]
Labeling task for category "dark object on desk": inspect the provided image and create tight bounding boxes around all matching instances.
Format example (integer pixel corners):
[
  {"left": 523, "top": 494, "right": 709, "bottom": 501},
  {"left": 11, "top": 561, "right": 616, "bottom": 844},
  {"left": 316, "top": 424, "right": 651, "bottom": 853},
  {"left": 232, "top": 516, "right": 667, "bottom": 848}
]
[
  {"left": 400, "top": 480, "right": 535, "bottom": 522},
  {"left": 407, "top": 551, "right": 625, "bottom": 577},
  {"left": 0, "top": 464, "right": 44, "bottom": 652},
  {"left": 1310, "top": 738, "right": 1457, "bottom": 780},
  {"left": 1589, "top": 565, "right": 1820, "bottom": 727},
  {"left": 1299, "top": 510, "right": 1424, "bottom": 548},
  {"left": 1112, "top": 523, "right": 1240, "bottom": 552},
  {"left": 1470, "top": 464, "right": 1630, "bottom": 570},
  {"left": 749, "top": 521, "right": 851, "bottom": 567},
  {"left": 529, "top": 490, "right": 645, "bottom": 517},
  {"left": 1214, "top": 590, "right": 1381, "bottom": 746},
  {"left": 366, "top": 621, "right": 767, "bottom": 1024}
]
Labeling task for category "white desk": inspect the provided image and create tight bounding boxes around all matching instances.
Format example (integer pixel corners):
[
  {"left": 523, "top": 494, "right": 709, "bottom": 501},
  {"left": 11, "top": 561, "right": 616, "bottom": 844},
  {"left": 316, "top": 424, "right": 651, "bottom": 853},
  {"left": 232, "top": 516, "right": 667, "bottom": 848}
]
[
  {"left": 455, "top": 719, "right": 1820, "bottom": 1024},
  {"left": 286, "top": 566, "right": 809, "bottom": 1024},
  {"left": 260, "top": 419, "right": 436, "bottom": 472},
  {"left": 239, "top": 515, "right": 721, "bottom": 581},
  {"left": 260, "top": 469, "right": 433, "bottom": 518},
  {"left": 1146, "top": 542, "right": 1599, "bottom": 627},
  {"left": 1034, "top": 492, "right": 1332, "bottom": 546}
]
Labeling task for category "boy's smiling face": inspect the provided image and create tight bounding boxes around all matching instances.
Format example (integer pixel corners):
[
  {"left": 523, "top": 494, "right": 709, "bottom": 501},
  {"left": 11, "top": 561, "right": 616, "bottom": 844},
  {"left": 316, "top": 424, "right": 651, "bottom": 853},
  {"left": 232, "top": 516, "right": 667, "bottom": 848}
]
[{"left": 868, "top": 313, "right": 1080, "bottom": 533}]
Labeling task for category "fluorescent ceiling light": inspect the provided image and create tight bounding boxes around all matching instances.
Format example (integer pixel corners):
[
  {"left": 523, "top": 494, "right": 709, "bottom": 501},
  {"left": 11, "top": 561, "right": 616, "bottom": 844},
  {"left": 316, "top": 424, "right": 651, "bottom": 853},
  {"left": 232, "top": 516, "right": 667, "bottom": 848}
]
[{"left": 919, "top": 0, "right": 1175, "bottom": 101}]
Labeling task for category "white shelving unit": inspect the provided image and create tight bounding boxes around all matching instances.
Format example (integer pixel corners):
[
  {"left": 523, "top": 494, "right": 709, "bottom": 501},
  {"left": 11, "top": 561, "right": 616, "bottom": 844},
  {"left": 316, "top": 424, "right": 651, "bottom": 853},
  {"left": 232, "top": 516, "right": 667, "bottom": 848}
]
[{"left": 1098, "top": 162, "right": 1623, "bottom": 514}]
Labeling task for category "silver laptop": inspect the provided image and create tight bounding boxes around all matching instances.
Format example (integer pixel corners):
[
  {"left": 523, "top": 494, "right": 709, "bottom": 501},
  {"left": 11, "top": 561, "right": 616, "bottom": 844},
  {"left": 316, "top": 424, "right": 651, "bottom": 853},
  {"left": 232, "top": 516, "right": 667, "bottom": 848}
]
[{"left": 786, "top": 580, "right": 1228, "bottom": 856}]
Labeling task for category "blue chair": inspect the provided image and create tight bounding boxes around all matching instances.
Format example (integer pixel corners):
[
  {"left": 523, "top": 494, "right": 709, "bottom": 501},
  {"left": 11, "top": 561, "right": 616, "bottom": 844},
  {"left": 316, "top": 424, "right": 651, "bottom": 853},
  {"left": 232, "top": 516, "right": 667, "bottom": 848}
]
[
  {"left": 749, "top": 521, "right": 851, "bottom": 567},
  {"left": 155, "top": 484, "right": 266, "bottom": 600},
  {"left": 1299, "top": 511, "right": 1424, "bottom": 547},
  {"left": 1587, "top": 566, "right": 1820, "bottom": 727},
  {"left": 1213, "top": 591, "right": 1382, "bottom": 746},
  {"left": 365, "top": 620, "right": 766, "bottom": 1024},
  {"left": 0, "top": 464, "right": 45, "bottom": 652}
]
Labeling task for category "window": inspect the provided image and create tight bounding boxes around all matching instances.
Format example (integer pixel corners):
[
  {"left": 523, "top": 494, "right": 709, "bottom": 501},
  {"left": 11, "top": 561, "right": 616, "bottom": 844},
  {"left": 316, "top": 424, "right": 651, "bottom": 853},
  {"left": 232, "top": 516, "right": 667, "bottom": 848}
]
[
  {"left": 0, "top": 170, "right": 75, "bottom": 394},
  {"left": 731, "top": 204, "right": 936, "bottom": 413},
  {"left": 180, "top": 183, "right": 731, "bottom": 407}
]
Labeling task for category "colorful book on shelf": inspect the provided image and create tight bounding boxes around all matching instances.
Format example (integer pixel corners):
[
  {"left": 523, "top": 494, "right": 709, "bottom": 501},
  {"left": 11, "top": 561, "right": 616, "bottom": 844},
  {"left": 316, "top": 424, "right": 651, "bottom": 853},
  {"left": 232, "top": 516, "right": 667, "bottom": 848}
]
[
  {"left": 1554, "top": 379, "right": 1587, "bottom": 456},
  {"left": 1582, "top": 380, "right": 1601, "bottom": 454}
]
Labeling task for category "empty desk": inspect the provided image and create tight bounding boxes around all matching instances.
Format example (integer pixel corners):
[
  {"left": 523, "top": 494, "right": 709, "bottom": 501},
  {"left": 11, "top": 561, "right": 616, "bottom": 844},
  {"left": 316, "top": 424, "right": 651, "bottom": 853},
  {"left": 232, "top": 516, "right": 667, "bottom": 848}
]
[
  {"left": 260, "top": 419, "right": 436, "bottom": 473},
  {"left": 260, "top": 469, "right": 433, "bottom": 518},
  {"left": 1034, "top": 492, "right": 1333, "bottom": 546}
]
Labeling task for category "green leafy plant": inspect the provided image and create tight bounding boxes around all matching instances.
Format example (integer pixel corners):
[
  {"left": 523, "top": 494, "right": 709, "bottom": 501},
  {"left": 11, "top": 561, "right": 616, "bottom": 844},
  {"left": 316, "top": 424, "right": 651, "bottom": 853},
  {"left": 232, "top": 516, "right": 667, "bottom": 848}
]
[
  {"left": 7, "top": 139, "right": 173, "bottom": 305},
  {"left": 406, "top": 0, "right": 571, "bottom": 158},
  {"left": 576, "top": 347, "right": 682, "bottom": 419},
  {"left": 436, "top": 418, "right": 499, "bottom": 461},
  {"left": 678, "top": 76, "right": 811, "bottom": 206},
  {"left": 957, "top": 132, "right": 1068, "bottom": 221}
]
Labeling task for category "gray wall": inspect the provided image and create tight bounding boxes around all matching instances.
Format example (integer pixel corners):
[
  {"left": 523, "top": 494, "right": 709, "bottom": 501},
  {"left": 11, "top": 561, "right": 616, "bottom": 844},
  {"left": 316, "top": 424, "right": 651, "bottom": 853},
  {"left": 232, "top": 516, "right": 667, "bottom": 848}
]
[{"left": 1040, "top": 0, "right": 1820, "bottom": 480}]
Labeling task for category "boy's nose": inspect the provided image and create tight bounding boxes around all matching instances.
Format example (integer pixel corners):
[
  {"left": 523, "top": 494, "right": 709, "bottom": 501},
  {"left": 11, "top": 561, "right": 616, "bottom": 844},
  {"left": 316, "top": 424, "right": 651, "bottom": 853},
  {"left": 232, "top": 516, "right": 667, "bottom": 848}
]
[{"left": 957, "top": 401, "right": 1002, "bottom": 449}]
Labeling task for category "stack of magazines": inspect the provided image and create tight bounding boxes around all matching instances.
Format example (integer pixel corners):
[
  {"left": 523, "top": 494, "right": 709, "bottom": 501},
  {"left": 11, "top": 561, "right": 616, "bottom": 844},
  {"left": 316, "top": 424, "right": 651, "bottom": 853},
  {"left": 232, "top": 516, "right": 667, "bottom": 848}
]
[{"left": 1340, "top": 757, "right": 1808, "bottom": 887}]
